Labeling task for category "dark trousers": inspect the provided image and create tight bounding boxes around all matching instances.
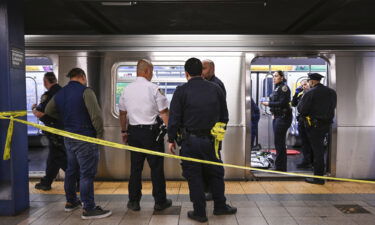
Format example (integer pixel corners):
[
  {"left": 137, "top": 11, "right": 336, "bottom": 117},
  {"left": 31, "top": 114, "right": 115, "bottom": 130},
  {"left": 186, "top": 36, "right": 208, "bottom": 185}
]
[
  {"left": 128, "top": 126, "right": 167, "bottom": 204},
  {"left": 40, "top": 134, "right": 67, "bottom": 186},
  {"left": 203, "top": 144, "right": 222, "bottom": 194},
  {"left": 298, "top": 123, "right": 313, "bottom": 164},
  {"left": 251, "top": 123, "right": 258, "bottom": 147},
  {"left": 64, "top": 138, "right": 99, "bottom": 210},
  {"left": 305, "top": 125, "right": 329, "bottom": 176},
  {"left": 273, "top": 116, "right": 292, "bottom": 171},
  {"left": 181, "top": 135, "right": 227, "bottom": 217}
]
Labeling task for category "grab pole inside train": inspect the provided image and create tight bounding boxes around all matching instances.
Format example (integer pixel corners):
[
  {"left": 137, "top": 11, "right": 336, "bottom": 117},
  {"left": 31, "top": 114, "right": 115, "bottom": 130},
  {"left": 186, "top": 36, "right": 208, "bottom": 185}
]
[{"left": 0, "top": 0, "right": 29, "bottom": 216}]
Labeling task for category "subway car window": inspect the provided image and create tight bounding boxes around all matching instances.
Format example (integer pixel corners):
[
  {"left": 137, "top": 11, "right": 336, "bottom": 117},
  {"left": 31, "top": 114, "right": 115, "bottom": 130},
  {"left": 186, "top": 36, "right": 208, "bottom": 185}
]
[
  {"left": 114, "top": 64, "right": 186, "bottom": 116},
  {"left": 249, "top": 57, "right": 328, "bottom": 174}
]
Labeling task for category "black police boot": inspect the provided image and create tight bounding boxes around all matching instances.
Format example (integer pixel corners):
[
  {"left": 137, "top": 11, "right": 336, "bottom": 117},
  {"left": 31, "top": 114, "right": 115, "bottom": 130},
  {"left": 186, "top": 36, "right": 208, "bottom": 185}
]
[
  {"left": 305, "top": 178, "right": 325, "bottom": 185},
  {"left": 213, "top": 204, "right": 237, "bottom": 215},
  {"left": 187, "top": 211, "right": 208, "bottom": 223},
  {"left": 154, "top": 199, "right": 172, "bottom": 211},
  {"left": 127, "top": 201, "right": 140, "bottom": 211},
  {"left": 205, "top": 192, "right": 213, "bottom": 201},
  {"left": 35, "top": 182, "right": 52, "bottom": 191}
]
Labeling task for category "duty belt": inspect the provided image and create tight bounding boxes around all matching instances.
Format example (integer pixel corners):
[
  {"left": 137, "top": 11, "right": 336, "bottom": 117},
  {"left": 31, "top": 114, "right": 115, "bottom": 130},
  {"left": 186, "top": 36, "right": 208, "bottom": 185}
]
[
  {"left": 186, "top": 128, "right": 211, "bottom": 137},
  {"left": 129, "top": 124, "right": 157, "bottom": 130}
]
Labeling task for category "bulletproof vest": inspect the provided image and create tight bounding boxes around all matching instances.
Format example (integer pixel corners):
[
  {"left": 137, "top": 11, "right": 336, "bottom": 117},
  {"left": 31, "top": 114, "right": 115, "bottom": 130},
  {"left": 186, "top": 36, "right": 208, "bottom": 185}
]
[{"left": 54, "top": 81, "right": 96, "bottom": 137}]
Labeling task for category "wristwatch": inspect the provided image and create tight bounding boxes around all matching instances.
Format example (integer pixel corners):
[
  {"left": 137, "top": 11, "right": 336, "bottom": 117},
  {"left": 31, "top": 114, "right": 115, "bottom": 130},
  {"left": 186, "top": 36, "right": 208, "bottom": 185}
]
[{"left": 121, "top": 130, "right": 128, "bottom": 134}]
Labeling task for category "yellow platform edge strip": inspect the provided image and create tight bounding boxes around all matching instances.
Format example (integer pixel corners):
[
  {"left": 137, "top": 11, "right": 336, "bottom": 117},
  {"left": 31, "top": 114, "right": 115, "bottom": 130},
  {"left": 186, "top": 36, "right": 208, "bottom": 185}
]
[{"left": 1, "top": 110, "right": 375, "bottom": 185}]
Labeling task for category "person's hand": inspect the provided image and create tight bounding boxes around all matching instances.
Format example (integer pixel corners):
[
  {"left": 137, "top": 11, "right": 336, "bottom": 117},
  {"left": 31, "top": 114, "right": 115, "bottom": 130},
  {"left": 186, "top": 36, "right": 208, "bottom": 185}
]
[
  {"left": 121, "top": 132, "right": 128, "bottom": 144},
  {"left": 32, "top": 109, "right": 44, "bottom": 118},
  {"left": 31, "top": 104, "right": 37, "bottom": 110},
  {"left": 295, "top": 86, "right": 303, "bottom": 94},
  {"left": 168, "top": 142, "right": 176, "bottom": 155},
  {"left": 261, "top": 101, "right": 269, "bottom": 106}
]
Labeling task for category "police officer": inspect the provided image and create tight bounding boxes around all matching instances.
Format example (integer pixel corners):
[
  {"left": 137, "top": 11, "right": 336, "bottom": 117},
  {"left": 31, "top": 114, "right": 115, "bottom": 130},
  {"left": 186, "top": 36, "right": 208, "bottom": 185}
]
[
  {"left": 45, "top": 68, "right": 111, "bottom": 219},
  {"left": 201, "top": 59, "right": 226, "bottom": 201},
  {"left": 291, "top": 79, "right": 312, "bottom": 169},
  {"left": 297, "top": 73, "right": 337, "bottom": 185},
  {"left": 32, "top": 72, "right": 66, "bottom": 191},
  {"left": 119, "top": 59, "right": 172, "bottom": 211},
  {"left": 168, "top": 58, "right": 236, "bottom": 223},
  {"left": 261, "top": 70, "right": 292, "bottom": 172}
]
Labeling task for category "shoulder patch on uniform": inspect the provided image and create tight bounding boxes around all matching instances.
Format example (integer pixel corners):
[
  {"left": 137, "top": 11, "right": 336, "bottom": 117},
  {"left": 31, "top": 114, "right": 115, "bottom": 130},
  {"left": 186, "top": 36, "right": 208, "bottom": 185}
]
[
  {"left": 282, "top": 85, "right": 288, "bottom": 92},
  {"left": 158, "top": 88, "right": 165, "bottom": 96},
  {"left": 40, "top": 94, "right": 48, "bottom": 103}
]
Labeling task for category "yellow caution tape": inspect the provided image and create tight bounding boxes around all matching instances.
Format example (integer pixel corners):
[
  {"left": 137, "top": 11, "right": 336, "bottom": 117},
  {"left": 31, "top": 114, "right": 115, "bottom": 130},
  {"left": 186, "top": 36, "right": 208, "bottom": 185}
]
[
  {"left": 211, "top": 122, "right": 226, "bottom": 159},
  {"left": 1, "top": 110, "right": 375, "bottom": 184},
  {"left": 0, "top": 111, "right": 27, "bottom": 160},
  {"left": 306, "top": 116, "right": 312, "bottom": 127}
]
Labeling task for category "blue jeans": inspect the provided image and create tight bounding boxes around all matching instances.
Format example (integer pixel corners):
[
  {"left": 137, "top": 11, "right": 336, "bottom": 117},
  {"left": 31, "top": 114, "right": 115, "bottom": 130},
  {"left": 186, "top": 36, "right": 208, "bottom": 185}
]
[{"left": 64, "top": 138, "right": 99, "bottom": 210}]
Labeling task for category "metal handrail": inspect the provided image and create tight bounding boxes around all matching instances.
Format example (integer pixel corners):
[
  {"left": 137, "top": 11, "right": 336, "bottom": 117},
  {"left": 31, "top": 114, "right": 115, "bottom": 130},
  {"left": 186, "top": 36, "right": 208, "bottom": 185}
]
[{"left": 26, "top": 76, "right": 41, "bottom": 135}]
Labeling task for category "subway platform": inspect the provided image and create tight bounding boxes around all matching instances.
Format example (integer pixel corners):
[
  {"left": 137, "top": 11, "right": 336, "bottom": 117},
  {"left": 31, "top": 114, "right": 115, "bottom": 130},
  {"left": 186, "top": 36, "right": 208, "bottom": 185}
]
[{"left": 1, "top": 181, "right": 375, "bottom": 225}]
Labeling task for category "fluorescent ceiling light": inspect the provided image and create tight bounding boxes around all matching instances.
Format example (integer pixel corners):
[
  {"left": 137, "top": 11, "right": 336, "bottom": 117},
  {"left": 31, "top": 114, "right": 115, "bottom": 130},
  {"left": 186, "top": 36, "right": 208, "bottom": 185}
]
[{"left": 101, "top": 1, "right": 136, "bottom": 6}]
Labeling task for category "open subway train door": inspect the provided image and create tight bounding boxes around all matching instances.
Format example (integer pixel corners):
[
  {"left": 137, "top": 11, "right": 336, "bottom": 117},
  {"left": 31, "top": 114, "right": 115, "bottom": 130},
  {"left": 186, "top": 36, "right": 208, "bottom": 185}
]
[{"left": 249, "top": 57, "right": 329, "bottom": 177}]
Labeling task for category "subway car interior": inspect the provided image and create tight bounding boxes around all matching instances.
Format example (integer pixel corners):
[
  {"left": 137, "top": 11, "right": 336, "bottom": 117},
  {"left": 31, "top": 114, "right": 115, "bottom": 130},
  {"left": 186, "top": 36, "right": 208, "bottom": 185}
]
[{"left": 2, "top": 0, "right": 375, "bottom": 224}]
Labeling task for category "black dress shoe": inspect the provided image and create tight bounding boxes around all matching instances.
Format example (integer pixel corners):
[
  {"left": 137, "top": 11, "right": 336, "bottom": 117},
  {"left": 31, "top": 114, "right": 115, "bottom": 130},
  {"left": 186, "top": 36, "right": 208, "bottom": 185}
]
[
  {"left": 187, "top": 211, "right": 208, "bottom": 223},
  {"left": 127, "top": 201, "right": 140, "bottom": 211},
  {"left": 154, "top": 199, "right": 172, "bottom": 211},
  {"left": 305, "top": 178, "right": 325, "bottom": 185},
  {"left": 35, "top": 182, "right": 51, "bottom": 191},
  {"left": 205, "top": 192, "right": 213, "bottom": 201},
  {"left": 213, "top": 204, "right": 237, "bottom": 215}
]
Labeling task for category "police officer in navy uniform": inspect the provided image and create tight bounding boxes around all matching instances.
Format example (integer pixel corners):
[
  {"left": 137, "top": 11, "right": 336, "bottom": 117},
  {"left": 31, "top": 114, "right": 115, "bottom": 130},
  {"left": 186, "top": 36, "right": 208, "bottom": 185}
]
[
  {"left": 168, "top": 58, "right": 236, "bottom": 223},
  {"left": 291, "top": 79, "right": 313, "bottom": 169},
  {"left": 32, "top": 72, "right": 68, "bottom": 191},
  {"left": 298, "top": 73, "right": 337, "bottom": 185},
  {"left": 261, "top": 70, "right": 292, "bottom": 172},
  {"left": 119, "top": 59, "right": 172, "bottom": 211},
  {"left": 201, "top": 59, "right": 226, "bottom": 201}
]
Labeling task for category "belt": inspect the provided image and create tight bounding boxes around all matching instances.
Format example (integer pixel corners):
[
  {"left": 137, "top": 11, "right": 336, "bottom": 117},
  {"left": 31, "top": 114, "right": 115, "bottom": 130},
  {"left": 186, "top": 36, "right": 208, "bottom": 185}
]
[
  {"left": 129, "top": 124, "right": 157, "bottom": 130},
  {"left": 186, "top": 129, "right": 211, "bottom": 137}
]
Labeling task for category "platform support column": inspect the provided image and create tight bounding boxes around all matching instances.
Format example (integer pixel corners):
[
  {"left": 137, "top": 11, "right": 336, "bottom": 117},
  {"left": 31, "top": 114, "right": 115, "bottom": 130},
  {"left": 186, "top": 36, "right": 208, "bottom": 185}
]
[{"left": 0, "top": 0, "right": 29, "bottom": 216}]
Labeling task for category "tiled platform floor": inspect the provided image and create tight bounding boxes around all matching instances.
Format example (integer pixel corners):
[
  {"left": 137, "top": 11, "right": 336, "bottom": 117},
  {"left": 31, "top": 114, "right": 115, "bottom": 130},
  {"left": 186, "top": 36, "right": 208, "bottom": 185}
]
[{"left": 1, "top": 181, "right": 375, "bottom": 225}]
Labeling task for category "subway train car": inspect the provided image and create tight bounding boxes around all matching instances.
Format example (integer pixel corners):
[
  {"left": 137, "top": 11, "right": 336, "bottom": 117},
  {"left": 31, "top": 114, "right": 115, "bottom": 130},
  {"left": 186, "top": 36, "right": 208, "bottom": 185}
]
[{"left": 24, "top": 35, "right": 375, "bottom": 181}]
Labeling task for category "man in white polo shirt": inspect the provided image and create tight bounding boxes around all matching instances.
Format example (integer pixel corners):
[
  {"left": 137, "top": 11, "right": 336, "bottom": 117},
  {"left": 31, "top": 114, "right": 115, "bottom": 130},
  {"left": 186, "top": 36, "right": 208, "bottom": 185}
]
[{"left": 118, "top": 59, "right": 172, "bottom": 211}]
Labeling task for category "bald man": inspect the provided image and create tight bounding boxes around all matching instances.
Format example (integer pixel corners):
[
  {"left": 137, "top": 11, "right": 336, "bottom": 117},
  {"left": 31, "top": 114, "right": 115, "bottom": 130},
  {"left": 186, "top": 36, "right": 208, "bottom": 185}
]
[
  {"left": 202, "top": 59, "right": 226, "bottom": 97},
  {"left": 119, "top": 59, "right": 172, "bottom": 211},
  {"left": 201, "top": 59, "right": 227, "bottom": 201}
]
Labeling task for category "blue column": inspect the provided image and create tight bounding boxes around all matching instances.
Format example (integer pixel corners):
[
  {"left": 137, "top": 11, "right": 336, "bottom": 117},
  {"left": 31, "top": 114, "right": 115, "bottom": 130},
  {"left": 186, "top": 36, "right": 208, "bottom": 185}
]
[{"left": 0, "top": 0, "right": 29, "bottom": 215}]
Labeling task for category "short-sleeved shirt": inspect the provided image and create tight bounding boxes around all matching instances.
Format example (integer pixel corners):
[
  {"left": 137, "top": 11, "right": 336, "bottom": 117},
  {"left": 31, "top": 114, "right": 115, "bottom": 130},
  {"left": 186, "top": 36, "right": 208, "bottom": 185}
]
[{"left": 119, "top": 76, "right": 168, "bottom": 125}]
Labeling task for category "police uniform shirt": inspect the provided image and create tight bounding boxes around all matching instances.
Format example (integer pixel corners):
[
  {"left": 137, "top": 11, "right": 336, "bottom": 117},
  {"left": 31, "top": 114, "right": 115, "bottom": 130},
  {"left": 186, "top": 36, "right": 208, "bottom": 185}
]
[
  {"left": 208, "top": 75, "right": 227, "bottom": 97},
  {"left": 119, "top": 76, "right": 168, "bottom": 125},
  {"left": 168, "top": 76, "right": 228, "bottom": 142},
  {"left": 269, "top": 82, "right": 291, "bottom": 115},
  {"left": 36, "top": 83, "right": 62, "bottom": 112},
  {"left": 297, "top": 83, "right": 337, "bottom": 123},
  {"left": 37, "top": 83, "right": 62, "bottom": 127}
]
